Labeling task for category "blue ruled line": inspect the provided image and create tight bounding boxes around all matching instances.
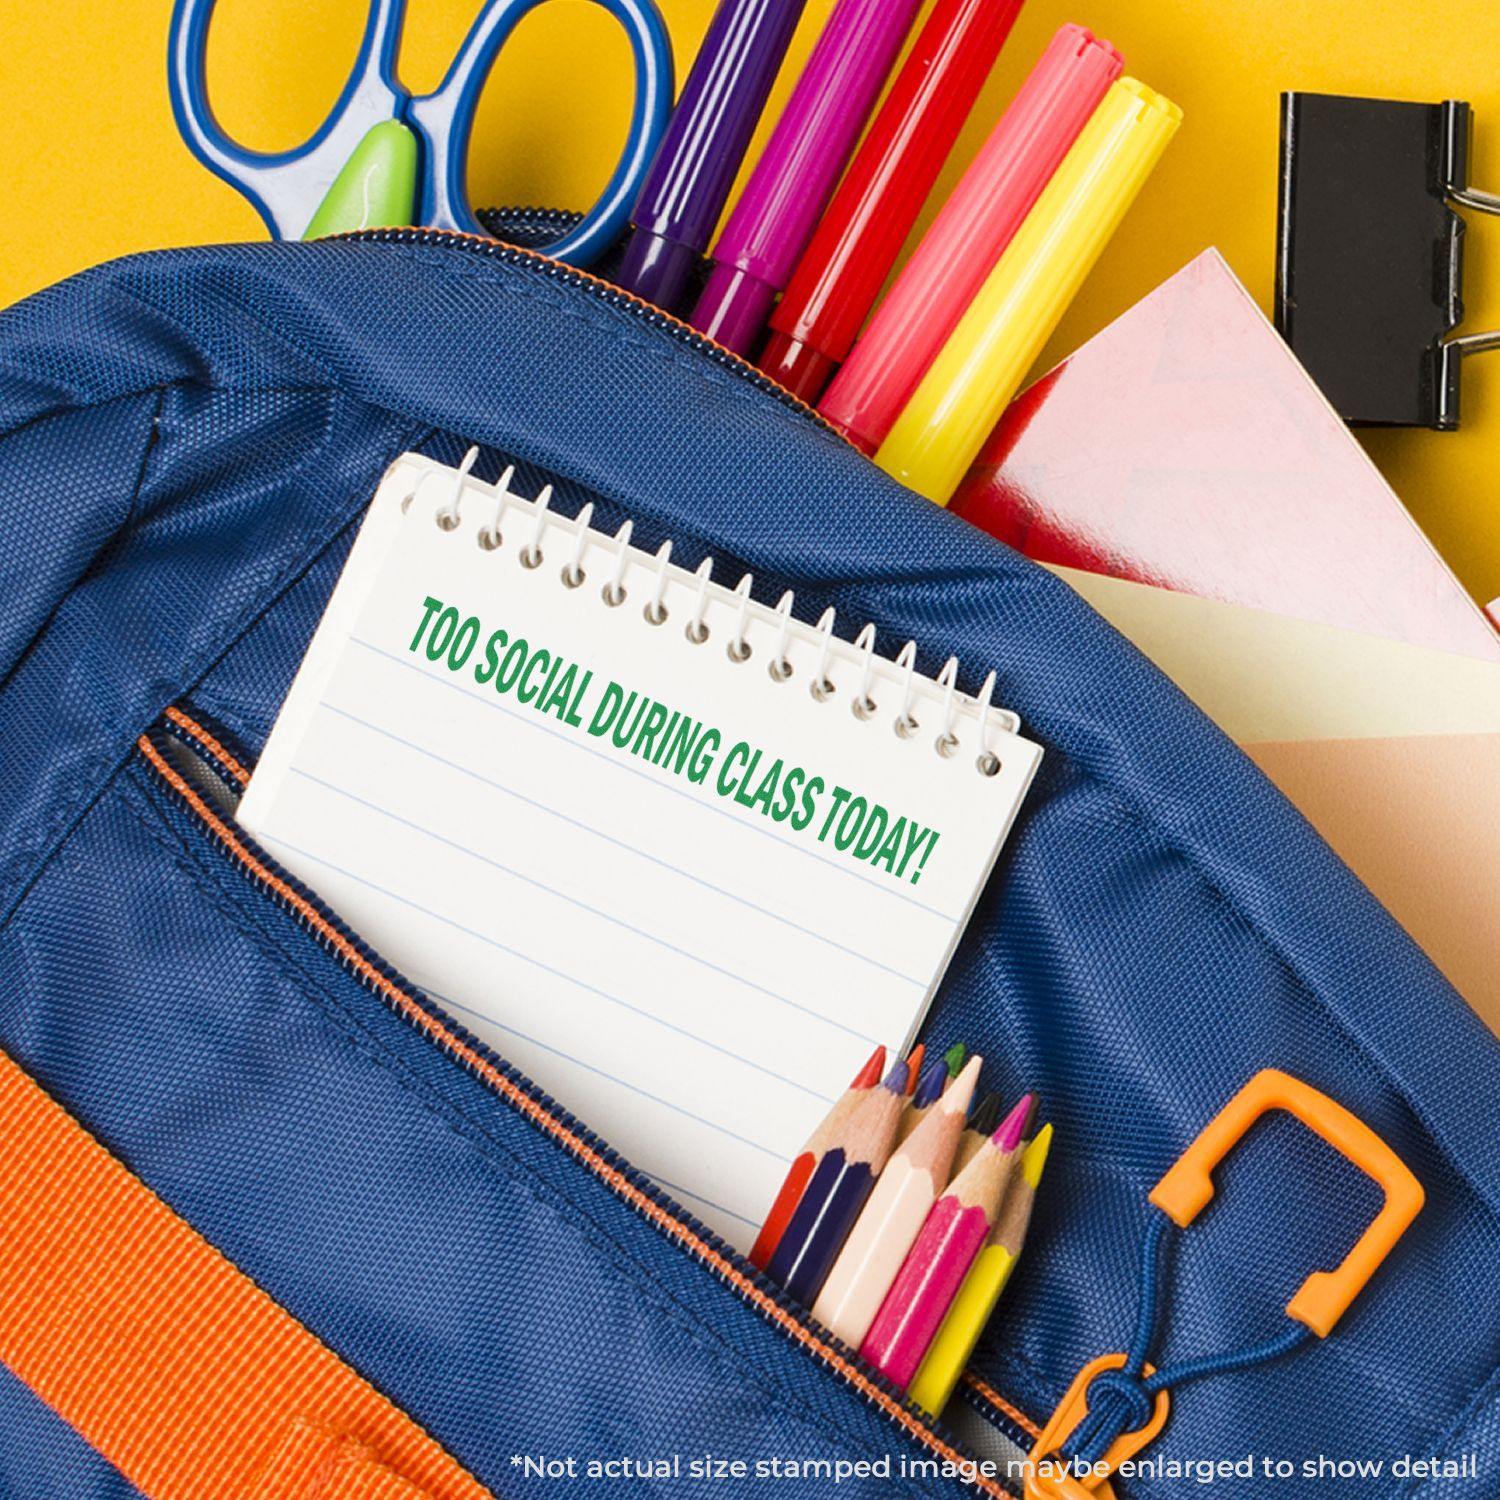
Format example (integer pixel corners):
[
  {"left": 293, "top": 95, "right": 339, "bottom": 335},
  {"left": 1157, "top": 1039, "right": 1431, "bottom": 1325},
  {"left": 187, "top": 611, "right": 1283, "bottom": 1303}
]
[
  {"left": 256, "top": 832, "right": 836, "bottom": 1107},
  {"left": 291, "top": 766, "right": 883, "bottom": 1045},
  {"left": 348, "top": 637, "right": 954, "bottom": 923},
  {"left": 318, "top": 701, "right": 927, "bottom": 989}
]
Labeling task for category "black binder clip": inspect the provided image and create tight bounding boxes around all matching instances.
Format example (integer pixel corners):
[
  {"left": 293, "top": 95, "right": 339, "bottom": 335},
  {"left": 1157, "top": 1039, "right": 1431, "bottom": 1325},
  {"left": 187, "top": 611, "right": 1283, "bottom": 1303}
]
[{"left": 1276, "top": 92, "right": 1500, "bottom": 429}]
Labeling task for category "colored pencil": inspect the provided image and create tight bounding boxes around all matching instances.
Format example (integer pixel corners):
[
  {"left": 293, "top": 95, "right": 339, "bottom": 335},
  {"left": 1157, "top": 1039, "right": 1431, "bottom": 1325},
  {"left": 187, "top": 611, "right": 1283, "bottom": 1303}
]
[
  {"left": 909, "top": 1122, "right": 1053, "bottom": 1416},
  {"left": 859, "top": 1093, "right": 1033, "bottom": 1386},
  {"left": 749, "top": 1044, "right": 886, "bottom": 1269},
  {"left": 943, "top": 1042, "right": 967, "bottom": 1079},
  {"left": 813, "top": 1056, "right": 981, "bottom": 1349},
  {"left": 951, "top": 1089, "right": 1001, "bottom": 1175},
  {"left": 765, "top": 1058, "right": 909, "bottom": 1305},
  {"left": 896, "top": 1057, "right": 950, "bottom": 1144},
  {"left": 904, "top": 1043, "right": 926, "bottom": 1096}
]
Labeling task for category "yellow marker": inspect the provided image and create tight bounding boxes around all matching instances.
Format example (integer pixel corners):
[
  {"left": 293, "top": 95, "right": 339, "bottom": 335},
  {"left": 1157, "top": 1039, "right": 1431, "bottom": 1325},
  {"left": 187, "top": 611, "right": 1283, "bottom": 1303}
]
[
  {"left": 875, "top": 80, "right": 1181, "bottom": 505},
  {"left": 908, "top": 1123, "right": 1053, "bottom": 1418}
]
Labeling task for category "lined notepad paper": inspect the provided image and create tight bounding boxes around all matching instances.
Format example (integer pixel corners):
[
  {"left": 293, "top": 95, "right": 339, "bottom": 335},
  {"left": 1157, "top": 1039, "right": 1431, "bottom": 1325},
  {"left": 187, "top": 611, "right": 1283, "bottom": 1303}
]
[{"left": 240, "top": 454, "right": 1041, "bottom": 1246}]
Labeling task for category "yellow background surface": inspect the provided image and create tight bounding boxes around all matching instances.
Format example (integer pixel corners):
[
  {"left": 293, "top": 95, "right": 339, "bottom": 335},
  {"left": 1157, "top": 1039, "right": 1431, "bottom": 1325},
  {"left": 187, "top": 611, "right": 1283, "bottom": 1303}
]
[{"left": 3, "top": 0, "right": 1498, "bottom": 607}]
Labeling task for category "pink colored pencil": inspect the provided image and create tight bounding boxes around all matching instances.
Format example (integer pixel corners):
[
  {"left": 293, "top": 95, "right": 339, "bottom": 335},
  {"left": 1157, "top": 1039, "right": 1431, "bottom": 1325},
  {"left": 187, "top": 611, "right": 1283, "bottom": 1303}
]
[
  {"left": 859, "top": 1093, "right": 1033, "bottom": 1386},
  {"left": 818, "top": 24, "right": 1122, "bottom": 453}
]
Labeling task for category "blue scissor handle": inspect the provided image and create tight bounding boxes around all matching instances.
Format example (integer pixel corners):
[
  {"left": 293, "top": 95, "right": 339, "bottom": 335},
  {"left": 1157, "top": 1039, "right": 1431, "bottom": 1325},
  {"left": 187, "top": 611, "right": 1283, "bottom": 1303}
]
[
  {"left": 407, "top": 0, "right": 673, "bottom": 265},
  {"left": 168, "top": 0, "right": 407, "bottom": 240},
  {"left": 169, "top": 0, "right": 673, "bottom": 266}
]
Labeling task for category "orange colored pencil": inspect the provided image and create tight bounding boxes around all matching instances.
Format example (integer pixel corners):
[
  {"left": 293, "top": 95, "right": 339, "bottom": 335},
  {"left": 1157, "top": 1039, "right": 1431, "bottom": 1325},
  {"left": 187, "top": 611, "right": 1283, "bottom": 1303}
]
[{"left": 903, "top": 1043, "right": 926, "bottom": 1096}]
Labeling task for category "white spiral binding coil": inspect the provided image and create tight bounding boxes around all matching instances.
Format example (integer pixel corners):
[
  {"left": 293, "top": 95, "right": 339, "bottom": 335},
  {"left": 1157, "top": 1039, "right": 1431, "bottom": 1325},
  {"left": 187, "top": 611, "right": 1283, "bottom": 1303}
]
[{"left": 408, "top": 451, "right": 1024, "bottom": 776}]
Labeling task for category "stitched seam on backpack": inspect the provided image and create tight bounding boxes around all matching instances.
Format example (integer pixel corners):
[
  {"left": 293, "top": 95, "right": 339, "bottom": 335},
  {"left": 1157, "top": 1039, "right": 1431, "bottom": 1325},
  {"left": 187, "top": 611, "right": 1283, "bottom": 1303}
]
[
  {"left": 0, "top": 406, "right": 426, "bottom": 933},
  {"left": 0, "top": 386, "right": 168, "bottom": 706},
  {"left": 1398, "top": 1363, "right": 1500, "bottom": 1499}
]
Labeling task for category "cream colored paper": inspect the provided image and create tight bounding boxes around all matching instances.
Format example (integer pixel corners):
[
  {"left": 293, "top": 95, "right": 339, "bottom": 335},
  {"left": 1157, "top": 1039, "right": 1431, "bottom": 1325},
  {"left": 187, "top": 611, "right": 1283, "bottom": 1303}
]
[
  {"left": 1051, "top": 564, "right": 1500, "bottom": 1021},
  {"left": 1050, "top": 565, "right": 1500, "bottom": 742}
]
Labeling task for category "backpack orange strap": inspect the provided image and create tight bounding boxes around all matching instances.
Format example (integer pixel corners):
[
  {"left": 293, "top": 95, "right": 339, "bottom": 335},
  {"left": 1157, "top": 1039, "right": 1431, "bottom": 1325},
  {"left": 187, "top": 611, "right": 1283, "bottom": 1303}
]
[{"left": 0, "top": 1048, "right": 493, "bottom": 1500}]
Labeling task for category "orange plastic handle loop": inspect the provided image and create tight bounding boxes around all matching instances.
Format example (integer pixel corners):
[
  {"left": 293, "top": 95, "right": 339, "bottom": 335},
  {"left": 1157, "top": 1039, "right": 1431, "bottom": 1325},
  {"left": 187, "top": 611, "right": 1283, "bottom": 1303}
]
[
  {"left": 1024, "top": 1354, "right": 1170, "bottom": 1500},
  {"left": 1149, "top": 1069, "right": 1424, "bottom": 1336}
]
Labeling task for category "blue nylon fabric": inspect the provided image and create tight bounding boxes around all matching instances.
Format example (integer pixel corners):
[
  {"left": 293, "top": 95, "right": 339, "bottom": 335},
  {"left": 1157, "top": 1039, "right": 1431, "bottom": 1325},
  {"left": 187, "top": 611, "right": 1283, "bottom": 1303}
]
[
  {"left": 0, "top": 237, "right": 1495, "bottom": 1498},
  {"left": 0, "top": 1366, "right": 143, "bottom": 1499}
]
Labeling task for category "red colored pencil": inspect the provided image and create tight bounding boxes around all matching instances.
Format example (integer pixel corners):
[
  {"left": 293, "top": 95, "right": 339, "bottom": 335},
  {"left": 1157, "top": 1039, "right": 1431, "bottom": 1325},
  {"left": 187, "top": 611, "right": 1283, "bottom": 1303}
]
[{"left": 749, "top": 1045, "right": 885, "bottom": 1268}]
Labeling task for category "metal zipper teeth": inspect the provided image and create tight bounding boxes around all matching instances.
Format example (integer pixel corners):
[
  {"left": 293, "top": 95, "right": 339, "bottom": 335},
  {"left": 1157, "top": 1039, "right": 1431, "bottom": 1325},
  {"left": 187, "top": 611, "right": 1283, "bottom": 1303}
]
[
  {"left": 146, "top": 712, "right": 1036, "bottom": 1488},
  {"left": 334, "top": 225, "right": 849, "bottom": 439}
]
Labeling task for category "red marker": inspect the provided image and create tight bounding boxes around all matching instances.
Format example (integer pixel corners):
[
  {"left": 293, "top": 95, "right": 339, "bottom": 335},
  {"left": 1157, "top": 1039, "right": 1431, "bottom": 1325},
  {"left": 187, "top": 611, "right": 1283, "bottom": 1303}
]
[
  {"left": 819, "top": 23, "right": 1123, "bottom": 452},
  {"left": 759, "top": 0, "right": 1027, "bottom": 402},
  {"left": 749, "top": 1045, "right": 885, "bottom": 1269}
]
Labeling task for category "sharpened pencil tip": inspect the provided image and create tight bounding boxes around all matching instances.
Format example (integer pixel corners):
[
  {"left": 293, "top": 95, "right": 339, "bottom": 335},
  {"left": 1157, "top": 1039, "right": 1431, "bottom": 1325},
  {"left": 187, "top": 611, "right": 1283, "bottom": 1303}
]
[
  {"left": 967, "top": 1090, "right": 1001, "bottom": 1136},
  {"left": 850, "top": 1045, "right": 887, "bottom": 1090},
  {"left": 943, "top": 1042, "right": 967, "bottom": 1077},
  {"left": 912, "top": 1059, "right": 947, "bottom": 1108},
  {"left": 883, "top": 1059, "right": 911, "bottom": 1095},
  {"left": 940, "top": 1055, "right": 983, "bottom": 1115},
  {"left": 994, "top": 1093, "right": 1034, "bottom": 1152},
  {"left": 1021, "top": 1122, "right": 1053, "bottom": 1186},
  {"left": 903, "top": 1044, "right": 925, "bottom": 1095}
]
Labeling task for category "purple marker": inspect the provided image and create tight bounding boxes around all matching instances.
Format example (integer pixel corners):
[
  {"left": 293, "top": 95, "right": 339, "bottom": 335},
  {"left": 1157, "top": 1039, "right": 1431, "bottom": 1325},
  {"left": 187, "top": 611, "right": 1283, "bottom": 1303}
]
[
  {"left": 618, "top": 0, "right": 809, "bottom": 312},
  {"left": 689, "top": 0, "right": 925, "bottom": 354}
]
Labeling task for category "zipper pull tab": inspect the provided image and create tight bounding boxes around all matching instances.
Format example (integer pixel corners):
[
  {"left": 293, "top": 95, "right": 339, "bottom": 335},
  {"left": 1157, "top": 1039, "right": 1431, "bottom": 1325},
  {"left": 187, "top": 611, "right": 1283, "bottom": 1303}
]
[{"left": 1024, "top": 1354, "right": 1170, "bottom": 1499}]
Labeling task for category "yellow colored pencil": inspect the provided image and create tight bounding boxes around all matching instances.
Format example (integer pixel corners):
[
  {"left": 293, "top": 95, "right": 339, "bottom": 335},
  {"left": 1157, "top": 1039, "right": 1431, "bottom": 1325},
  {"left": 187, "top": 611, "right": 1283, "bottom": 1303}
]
[
  {"left": 875, "top": 79, "right": 1181, "bottom": 505},
  {"left": 908, "top": 1122, "right": 1053, "bottom": 1417}
]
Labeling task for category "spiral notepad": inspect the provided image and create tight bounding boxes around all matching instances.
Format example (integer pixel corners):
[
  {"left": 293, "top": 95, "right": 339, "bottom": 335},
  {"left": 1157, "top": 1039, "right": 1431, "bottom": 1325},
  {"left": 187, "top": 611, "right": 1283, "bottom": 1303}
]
[{"left": 241, "top": 452, "right": 1042, "bottom": 1247}]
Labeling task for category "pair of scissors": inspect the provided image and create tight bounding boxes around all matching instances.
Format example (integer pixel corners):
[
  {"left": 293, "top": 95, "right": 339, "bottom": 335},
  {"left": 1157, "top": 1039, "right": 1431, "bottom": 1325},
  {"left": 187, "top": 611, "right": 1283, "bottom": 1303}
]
[{"left": 168, "top": 0, "right": 674, "bottom": 267}]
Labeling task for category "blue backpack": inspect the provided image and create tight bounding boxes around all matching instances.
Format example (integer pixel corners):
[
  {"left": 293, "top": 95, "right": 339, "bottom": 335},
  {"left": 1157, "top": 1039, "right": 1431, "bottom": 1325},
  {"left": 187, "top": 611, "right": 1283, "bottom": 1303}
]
[{"left": 1, "top": 231, "right": 1495, "bottom": 1499}]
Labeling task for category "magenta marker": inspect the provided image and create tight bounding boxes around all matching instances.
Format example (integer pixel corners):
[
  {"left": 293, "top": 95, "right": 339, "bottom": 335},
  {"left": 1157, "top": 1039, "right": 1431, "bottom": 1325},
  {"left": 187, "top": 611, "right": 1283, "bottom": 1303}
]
[{"left": 689, "top": 0, "right": 926, "bottom": 355}]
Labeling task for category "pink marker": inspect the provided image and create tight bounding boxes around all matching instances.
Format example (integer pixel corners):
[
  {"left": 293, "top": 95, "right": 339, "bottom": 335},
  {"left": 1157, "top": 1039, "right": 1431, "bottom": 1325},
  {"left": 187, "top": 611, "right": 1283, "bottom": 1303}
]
[
  {"left": 860, "top": 1094, "right": 1033, "bottom": 1387},
  {"left": 819, "top": 24, "right": 1122, "bottom": 452}
]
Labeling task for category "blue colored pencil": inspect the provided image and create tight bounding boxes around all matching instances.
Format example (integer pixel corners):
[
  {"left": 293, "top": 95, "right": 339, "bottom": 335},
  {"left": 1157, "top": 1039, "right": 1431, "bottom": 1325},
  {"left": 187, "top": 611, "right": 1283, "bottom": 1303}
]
[
  {"left": 895, "top": 1057, "right": 951, "bottom": 1145},
  {"left": 766, "top": 1058, "right": 909, "bottom": 1305}
]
